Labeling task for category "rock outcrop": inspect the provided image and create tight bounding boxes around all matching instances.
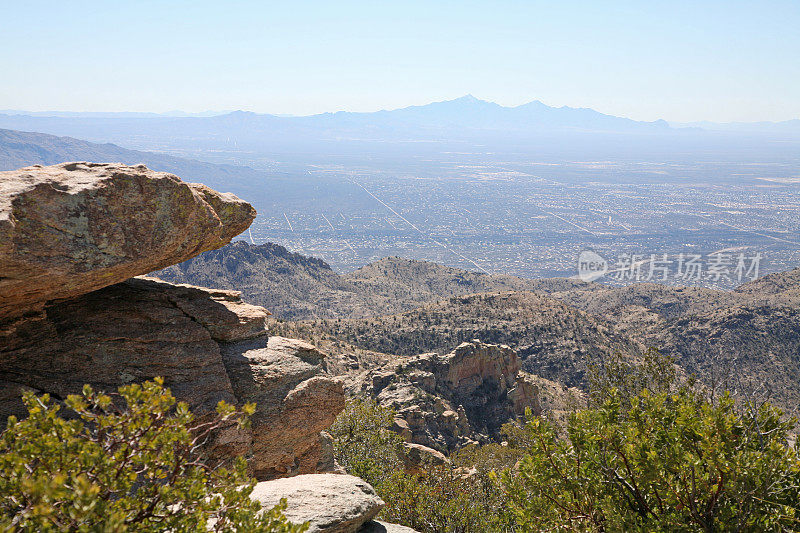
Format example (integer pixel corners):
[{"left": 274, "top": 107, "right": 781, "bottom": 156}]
[
  {"left": 0, "top": 162, "right": 255, "bottom": 320},
  {"left": 223, "top": 336, "right": 346, "bottom": 478},
  {"left": 0, "top": 163, "right": 344, "bottom": 479},
  {"left": 250, "top": 474, "right": 384, "bottom": 533},
  {"left": 397, "top": 442, "right": 450, "bottom": 473},
  {"left": 360, "top": 340, "right": 541, "bottom": 451},
  {"left": 0, "top": 276, "right": 345, "bottom": 478}
]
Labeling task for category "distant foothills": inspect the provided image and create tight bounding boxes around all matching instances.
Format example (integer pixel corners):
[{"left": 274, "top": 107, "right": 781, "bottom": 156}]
[{"left": 153, "top": 240, "right": 800, "bottom": 415}]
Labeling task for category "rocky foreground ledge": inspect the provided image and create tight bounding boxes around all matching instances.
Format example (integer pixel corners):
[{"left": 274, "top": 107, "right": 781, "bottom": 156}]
[{"left": 0, "top": 162, "right": 418, "bottom": 531}]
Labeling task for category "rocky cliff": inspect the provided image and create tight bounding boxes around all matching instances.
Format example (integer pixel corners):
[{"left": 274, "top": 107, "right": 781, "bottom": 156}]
[
  {"left": 0, "top": 162, "right": 345, "bottom": 479},
  {"left": 357, "top": 340, "right": 550, "bottom": 452}
]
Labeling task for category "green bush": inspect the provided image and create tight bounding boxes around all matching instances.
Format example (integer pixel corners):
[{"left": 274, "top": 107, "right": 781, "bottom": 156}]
[
  {"left": 379, "top": 466, "right": 510, "bottom": 533},
  {"left": 330, "top": 398, "right": 511, "bottom": 533},
  {"left": 587, "top": 347, "right": 677, "bottom": 409},
  {"left": 0, "top": 378, "right": 307, "bottom": 532},
  {"left": 329, "top": 398, "right": 405, "bottom": 489},
  {"left": 502, "top": 390, "right": 800, "bottom": 532}
]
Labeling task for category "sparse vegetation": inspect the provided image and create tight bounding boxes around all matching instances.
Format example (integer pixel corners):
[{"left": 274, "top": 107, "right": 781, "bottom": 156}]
[
  {"left": 332, "top": 359, "right": 800, "bottom": 532},
  {"left": 330, "top": 398, "right": 514, "bottom": 533},
  {"left": 0, "top": 378, "right": 307, "bottom": 532},
  {"left": 329, "top": 398, "right": 405, "bottom": 488}
]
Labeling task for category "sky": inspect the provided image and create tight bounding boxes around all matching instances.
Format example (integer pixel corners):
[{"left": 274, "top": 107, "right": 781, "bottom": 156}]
[{"left": 1, "top": 1, "right": 799, "bottom": 122}]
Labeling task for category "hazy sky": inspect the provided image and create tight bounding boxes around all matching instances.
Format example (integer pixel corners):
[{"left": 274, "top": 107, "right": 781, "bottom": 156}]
[{"left": 2, "top": 1, "right": 799, "bottom": 122}]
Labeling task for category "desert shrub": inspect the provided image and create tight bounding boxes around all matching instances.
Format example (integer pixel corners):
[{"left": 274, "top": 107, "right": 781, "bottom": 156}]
[
  {"left": 330, "top": 398, "right": 512, "bottom": 533},
  {"left": 0, "top": 378, "right": 307, "bottom": 532},
  {"left": 451, "top": 439, "right": 524, "bottom": 475},
  {"left": 502, "top": 389, "right": 800, "bottom": 532},
  {"left": 379, "top": 466, "right": 510, "bottom": 533},
  {"left": 329, "top": 398, "right": 404, "bottom": 489}
]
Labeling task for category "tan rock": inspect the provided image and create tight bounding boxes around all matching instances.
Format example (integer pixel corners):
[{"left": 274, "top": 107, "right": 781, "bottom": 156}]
[
  {"left": 397, "top": 442, "right": 450, "bottom": 473},
  {"left": 0, "top": 162, "right": 255, "bottom": 320},
  {"left": 250, "top": 474, "right": 384, "bottom": 533},
  {"left": 438, "top": 341, "right": 519, "bottom": 394},
  {"left": 0, "top": 277, "right": 344, "bottom": 479},
  {"left": 509, "top": 373, "right": 541, "bottom": 417},
  {"left": 362, "top": 340, "right": 541, "bottom": 451},
  {"left": 222, "top": 336, "right": 346, "bottom": 478}
]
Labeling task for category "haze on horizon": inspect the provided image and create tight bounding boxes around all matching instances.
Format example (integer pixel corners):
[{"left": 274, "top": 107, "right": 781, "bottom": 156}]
[{"left": 1, "top": 1, "right": 799, "bottom": 123}]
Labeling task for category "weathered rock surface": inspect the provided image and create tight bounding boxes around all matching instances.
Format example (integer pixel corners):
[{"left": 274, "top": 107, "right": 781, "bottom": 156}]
[
  {"left": 0, "top": 276, "right": 345, "bottom": 479},
  {"left": 0, "top": 162, "right": 255, "bottom": 320},
  {"left": 0, "top": 277, "right": 256, "bottom": 419},
  {"left": 250, "top": 474, "right": 384, "bottom": 533},
  {"left": 359, "top": 340, "right": 541, "bottom": 451},
  {"left": 0, "top": 162, "right": 347, "bottom": 479},
  {"left": 397, "top": 442, "right": 450, "bottom": 473},
  {"left": 223, "top": 336, "right": 346, "bottom": 478}
]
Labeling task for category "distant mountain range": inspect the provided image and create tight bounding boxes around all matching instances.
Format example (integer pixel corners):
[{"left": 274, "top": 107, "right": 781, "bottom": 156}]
[
  {"left": 3, "top": 96, "right": 798, "bottom": 143},
  {"left": 2, "top": 96, "right": 797, "bottom": 167},
  {"left": 0, "top": 96, "right": 673, "bottom": 152}
]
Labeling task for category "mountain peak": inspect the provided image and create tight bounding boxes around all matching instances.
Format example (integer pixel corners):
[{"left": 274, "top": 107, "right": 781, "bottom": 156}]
[
  {"left": 443, "top": 94, "right": 493, "bottom": 106},
  {"left": 226, "top": 110, "right": 257, "bottom": 117}
]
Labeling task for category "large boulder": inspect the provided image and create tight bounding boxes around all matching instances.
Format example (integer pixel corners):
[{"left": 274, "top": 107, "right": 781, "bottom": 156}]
[
  {"left": 0, "top": 162, "right": 345, "bottom": 479},
  {"left": 0, "top": 162, "right": 255, "bottom": 320},
  {"left": 397, "top": 442, "right": 450, "bottom": 473},
  {"left": 250, "top": 474, "right": 384, "bottom": 533}
]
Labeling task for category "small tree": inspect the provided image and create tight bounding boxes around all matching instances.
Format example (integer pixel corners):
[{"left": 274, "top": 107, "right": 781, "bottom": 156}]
[
  {"left": 329, "top": 398, "right": 404, "bottom": 489},
  {"left": 587, "top": 347, "right": 677, "bottom": 409},
  {"left": 0, "top": 378, "right": 307, "bottom": 532}
]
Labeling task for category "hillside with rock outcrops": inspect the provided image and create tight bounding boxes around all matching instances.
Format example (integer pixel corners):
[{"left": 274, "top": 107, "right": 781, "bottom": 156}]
[
  {"left": 159, "top": 240, "right": 800, "bottom": 413},
  {"left": 311, "top": 291, "right": 645, "bottom": 389},
  {"left": 153, "top": 241, "right": 593, "bottom": 319}
]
